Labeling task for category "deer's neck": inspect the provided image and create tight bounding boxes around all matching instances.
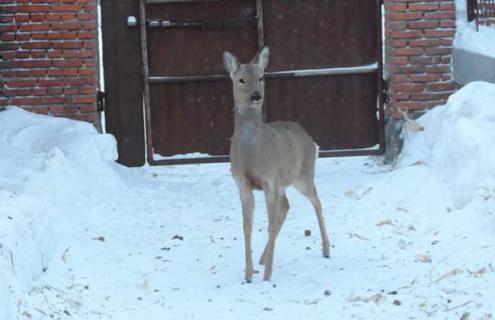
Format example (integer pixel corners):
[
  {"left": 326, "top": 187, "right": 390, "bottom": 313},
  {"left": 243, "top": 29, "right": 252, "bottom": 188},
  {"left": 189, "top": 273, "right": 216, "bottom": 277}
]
[{"left": 233, "top": 105, "right": 263, "bottom": 146}]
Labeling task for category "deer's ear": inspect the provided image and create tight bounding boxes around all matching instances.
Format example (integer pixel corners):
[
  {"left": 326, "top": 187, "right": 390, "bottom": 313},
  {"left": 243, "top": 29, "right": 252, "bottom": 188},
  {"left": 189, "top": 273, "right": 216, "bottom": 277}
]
[
  {"left": 223, "top": 51, "right": 239, "bottom": 76},
  {"left": 252, "top": 47, "right": 269, "bottom": 70}
]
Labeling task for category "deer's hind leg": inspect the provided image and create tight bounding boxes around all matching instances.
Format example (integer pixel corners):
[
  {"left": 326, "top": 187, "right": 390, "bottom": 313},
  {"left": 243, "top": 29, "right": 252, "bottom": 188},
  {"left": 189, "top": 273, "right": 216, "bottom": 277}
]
[{"left": 294, "top": 177, "right": 330, "bottom": 258}]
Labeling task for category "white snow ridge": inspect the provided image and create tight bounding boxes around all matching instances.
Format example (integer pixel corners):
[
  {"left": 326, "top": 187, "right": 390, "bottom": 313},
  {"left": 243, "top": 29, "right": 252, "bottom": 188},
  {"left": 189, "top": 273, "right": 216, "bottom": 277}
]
[{"left": 1, "top": 82, "right": 495, "bottom": 319}]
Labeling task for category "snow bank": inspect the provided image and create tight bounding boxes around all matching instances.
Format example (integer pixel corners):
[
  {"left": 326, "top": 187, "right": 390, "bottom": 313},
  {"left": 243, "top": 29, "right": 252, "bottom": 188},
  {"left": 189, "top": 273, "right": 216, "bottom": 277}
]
[
  {"left": 0, "top": 107, "right": 124, "bottom": 318},
  {"left": 402, "top": 81, "right": 495, "bottom": 208}
]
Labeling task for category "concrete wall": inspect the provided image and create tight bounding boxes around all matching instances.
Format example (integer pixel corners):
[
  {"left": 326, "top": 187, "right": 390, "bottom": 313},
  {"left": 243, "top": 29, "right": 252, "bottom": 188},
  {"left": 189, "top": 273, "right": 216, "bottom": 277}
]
[{"left": 453, "top": 48, "right": 495, "bottom": 85}]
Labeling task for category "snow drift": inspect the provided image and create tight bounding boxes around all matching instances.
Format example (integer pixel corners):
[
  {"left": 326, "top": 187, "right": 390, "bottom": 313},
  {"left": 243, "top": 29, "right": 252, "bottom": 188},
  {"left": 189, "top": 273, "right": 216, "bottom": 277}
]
[
  {"left": 402, "top": 81, "right": 495, "bottom": 208},
  {"left": 1, "top": 81, "right": 495, "bottom": 319},
  {"left": 0, "top": 108, "right": 125, "bottom": 319}
]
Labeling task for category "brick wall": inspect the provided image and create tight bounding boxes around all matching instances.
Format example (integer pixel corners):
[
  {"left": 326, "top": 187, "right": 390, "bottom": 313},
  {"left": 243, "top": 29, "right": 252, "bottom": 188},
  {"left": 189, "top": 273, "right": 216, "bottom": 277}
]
[
  {"left": 384, "top": 0, "right": 457, "bottom": 114},
  {"left": 1, "top": 1, "right": 457, "bottom": 124},
  {"left": 0, "top": 0, "right": 99, "bottom": 123}
]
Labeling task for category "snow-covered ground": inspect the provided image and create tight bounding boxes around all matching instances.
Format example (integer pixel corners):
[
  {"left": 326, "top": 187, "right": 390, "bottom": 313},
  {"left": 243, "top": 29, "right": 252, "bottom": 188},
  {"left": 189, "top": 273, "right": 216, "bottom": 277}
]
[
  {"left": 455, "top": 0, "right": 495, "bottom": 58},
  {"left": 1, "top": 81, "right": 495, "bottom": 319}
]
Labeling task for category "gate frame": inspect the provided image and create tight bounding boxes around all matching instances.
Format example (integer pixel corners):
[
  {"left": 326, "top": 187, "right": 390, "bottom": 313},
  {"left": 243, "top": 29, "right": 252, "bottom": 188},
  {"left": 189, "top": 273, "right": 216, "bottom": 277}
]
[{"left": 137, "top": 0, "right": 385, "bottom": 165}]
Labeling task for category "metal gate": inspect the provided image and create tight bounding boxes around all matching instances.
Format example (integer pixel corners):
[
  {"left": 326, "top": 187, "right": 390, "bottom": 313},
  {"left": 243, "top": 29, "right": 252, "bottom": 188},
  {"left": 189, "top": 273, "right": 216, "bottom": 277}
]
[{"left": 102, "top": 0, "right": 385, "bottom": 166}]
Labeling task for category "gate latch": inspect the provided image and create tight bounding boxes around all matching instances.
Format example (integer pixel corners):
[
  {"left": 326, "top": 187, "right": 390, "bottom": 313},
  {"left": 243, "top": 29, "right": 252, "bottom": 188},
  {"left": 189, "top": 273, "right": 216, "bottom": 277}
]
[
  {"left": 147, "top": 19, "right": 203, "bottom": 29},
  {"left": 382, "top": 79, "right": 389, "bottom": 104},
  {"left": 97, "top": 91, "right": 106, "bottom": 113}
]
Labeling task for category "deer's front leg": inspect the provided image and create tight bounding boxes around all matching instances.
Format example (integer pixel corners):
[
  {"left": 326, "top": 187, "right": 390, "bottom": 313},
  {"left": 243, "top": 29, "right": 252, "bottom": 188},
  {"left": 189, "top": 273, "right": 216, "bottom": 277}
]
[
  {"left": 262, "top": 186, "right": 280, "bottom": 281},
  {"left": 239, "top": 184, "right": 255, "bottom": 282}
]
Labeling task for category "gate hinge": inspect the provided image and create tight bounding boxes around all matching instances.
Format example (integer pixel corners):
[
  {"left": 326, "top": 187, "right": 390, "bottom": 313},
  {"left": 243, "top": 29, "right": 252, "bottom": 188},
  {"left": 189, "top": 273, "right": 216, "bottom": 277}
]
[
  {"left": 382, "top": 79, "right": 389, "bottom": 104},
  {"left": 97, "top": 91, "right": 105, "bottom": 112}
]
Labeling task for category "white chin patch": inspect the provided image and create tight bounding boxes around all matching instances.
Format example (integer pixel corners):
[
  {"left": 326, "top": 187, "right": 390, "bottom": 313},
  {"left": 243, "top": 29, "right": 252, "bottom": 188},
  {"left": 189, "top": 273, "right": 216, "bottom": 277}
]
[{"left": 252, "top": 101, "right": 263, "bottom": 108}]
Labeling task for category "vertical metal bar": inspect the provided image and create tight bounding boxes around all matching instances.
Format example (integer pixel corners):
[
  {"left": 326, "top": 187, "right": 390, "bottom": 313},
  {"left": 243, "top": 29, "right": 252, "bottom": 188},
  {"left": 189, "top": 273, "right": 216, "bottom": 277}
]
[
  {"left": 139, "top": 0, "right": 155, "bottom": 164},
  {"left": 376, "top": 0, "right": 386, "bottom": 154},
  {"left": 256, "top": 0, "right": 268, "bottom": 123},
  {"left": 467, "top": 0, "right": 477, "bottom": 22},
  {"left": 256, "top": 0, "right": 264, "bottom": 48}
]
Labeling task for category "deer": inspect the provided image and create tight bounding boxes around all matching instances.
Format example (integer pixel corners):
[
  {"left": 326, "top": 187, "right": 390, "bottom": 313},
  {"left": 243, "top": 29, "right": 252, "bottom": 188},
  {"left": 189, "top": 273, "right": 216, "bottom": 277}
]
[{"left": 223, "top": 47, "right": 330, "bottom": 282}]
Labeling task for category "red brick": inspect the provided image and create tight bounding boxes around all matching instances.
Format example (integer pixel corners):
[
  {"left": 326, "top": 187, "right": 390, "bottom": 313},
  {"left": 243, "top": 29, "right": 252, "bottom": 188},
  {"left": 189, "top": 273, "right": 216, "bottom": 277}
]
[
  {"left": 408, "top": 3, "right": 438, "bottom": 11},
  {"left": 388, "top": 12, "right": 423, "bottom": 21},
  {"left": 427, "top": 82, "right": 457, "bottom": 92},
  {"left": 50, "top": 4, "right": 82, "bottom": 12},
  {"left": 408, "top": 56, "right": 438, "bottom": 65},
  {"left": 48, "top": 87, "right": 64, "bottom": 95},
  {"left": 387, "top": 30, "right": 424, "bottom": 39},
  {"left": 407, "top": 21, "right": 439, "bottom": 29},
  {"left": 50, "top": 22, "right": 82, "bottom": 30},
  {"left": 26, "top": 107, "right": 49, "bottom": 114},
  {"left": 51, "top": 41, "right": 83, "bottom": 49},
  {"left": 440, "top": 3, "right": 456, "bottom": 10},
  {"left": 386, "top": 4, "right": 408, "bottom": 11},
  {"left": 409, "top": 39, "right": 441, "bottom": 47},
  {"left": 389, "top": 39, "right": 408, "bottom": 47},
  {"left": 18, "top": 5, "right": 50, "bottom": 13},
  {"left": 389, "top": 65, "right": 426, "bottom": 74},
  {"left": 440, "top": 20, "right": 456, "bottom": 28},
  {"left": 10, "top": 97, "right": 42, "bottom": 105},
  {"left": 4, "top": 88, "right": 32, "bottom": 97},
  {"left": 424, "top": 11, "right": 455, "bottom": 20},
  {"left": 425, "top": 47, "right": 452, "bottom": 55},
  {"left": 78, "top": 68, "right": 94, "bottom": 76},
  {"left": 389, "top": 56, "right": 409, "bottom": 65},
  {"left": 394, "top": 102, "right": 425, "bottom": 110},
  {"left": 424, "top": 30, "right": 455, "bottom": 38},
  {"left": 41, "top": 96, "right": 69, "bottom": 104},
  {"left": 425, "top": 65, "right": 451, "bottom": 74},
  {"left": 394, "top": 47, "right": 424, "bottom": 56},
  {"left": 6, "top": 79, "right": 37, "bottom": 88},
  {"left": 392, "top": 83, "right": 425, "bottom": 92},
  {"left": 409, "top": 74, "right": 449, "bottom": 82},
  {"left": 411, "top": 92, "right": 451, "bottom": 101},
  {"left": 33, "top": 88, "right": 48, "bottom": 96},
  {"left": 62, "top": 69, "right": 79, "bottom": 76},
  {"left": 53, "top": 59, "right": 83, "bottom": 67},
  {"left": 73, "top": 95, "right": 96, "bottom": 104}
]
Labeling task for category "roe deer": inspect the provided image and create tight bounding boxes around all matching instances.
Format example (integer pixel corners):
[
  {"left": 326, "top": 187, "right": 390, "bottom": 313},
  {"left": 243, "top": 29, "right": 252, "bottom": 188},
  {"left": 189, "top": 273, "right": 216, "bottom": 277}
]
[{"left": 223, "top": 47, "right": 330, "bottom": 282}]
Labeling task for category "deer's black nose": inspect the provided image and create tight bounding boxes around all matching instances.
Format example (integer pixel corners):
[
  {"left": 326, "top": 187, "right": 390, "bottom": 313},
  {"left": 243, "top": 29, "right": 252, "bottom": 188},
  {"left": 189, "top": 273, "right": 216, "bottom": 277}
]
[{"left": 251, "top": 91, "right": 262, "bottom": 103}]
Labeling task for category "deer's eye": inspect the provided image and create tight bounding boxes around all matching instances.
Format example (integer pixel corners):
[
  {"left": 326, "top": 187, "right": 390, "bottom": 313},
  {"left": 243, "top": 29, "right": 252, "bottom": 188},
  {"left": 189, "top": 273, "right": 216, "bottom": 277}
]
[{"left": 239, "top": 79, "right": 245, "bottom": 84}]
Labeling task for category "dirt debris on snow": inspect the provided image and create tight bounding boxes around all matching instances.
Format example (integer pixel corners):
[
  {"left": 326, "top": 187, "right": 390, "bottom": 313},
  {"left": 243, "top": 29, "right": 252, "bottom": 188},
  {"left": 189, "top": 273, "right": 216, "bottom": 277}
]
[{"left": 2, "top": 82, "right": 495, "bottom": 319}]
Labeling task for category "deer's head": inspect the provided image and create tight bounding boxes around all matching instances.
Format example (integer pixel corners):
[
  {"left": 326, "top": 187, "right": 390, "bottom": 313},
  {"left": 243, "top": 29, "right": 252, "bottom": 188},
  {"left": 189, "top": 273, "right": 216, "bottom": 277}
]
[{"left": 223, "top": 47, "right": 269, "bottom": 111}]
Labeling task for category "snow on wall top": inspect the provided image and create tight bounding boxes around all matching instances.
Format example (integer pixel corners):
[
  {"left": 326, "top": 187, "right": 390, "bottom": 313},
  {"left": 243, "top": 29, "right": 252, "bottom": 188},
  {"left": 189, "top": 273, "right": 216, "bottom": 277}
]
[{"left": 455, "top": 0, "right": 495, "bottom": 58}]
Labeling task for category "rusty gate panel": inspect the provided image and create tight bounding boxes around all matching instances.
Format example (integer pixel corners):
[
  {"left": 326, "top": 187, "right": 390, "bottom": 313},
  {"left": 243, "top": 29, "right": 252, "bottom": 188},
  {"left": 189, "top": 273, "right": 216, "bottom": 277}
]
[
  {"left": 263, "top": 0, "right": 378, "bottom": 70},
  {"left": 147, "top": 0, "right": 258, "bottom": 76},
  {"left": 150, "top": 80, "right": 233, "bottom": 156},
  {"left": 144, "top": 0, "right": 258, "bottom": 160},
  {"left": 265, "top": 73, "right": 378, "bottom": 151}
]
